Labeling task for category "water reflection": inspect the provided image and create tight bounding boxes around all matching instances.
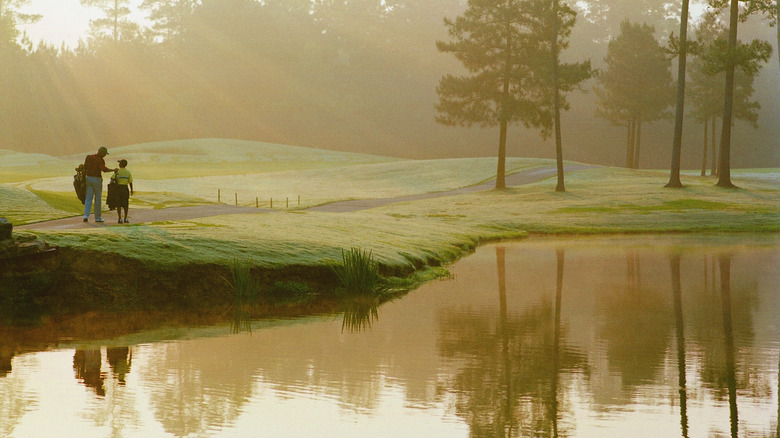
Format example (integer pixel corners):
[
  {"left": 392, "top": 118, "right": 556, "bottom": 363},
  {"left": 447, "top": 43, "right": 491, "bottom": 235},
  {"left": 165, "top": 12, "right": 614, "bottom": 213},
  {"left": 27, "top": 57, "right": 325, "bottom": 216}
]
[
  {"left": 0, "top": 345, "right": 12, "bottom": 377},
  {"left": 340, "top": 295, "right": 381, "bottom": 333},
  {"left": 0, "top": 236, "right": 777, "bottom": 437},
  {"left": 720, "top": 255, "right": 739, "bottom": 438},
  {"left": 438, "top": 246, "right": 586, "bottom": 437},
  {"left": 107, "top": 347, "right": 132, "bottom": 385},
  {"left": 670, "top": 252, "right": 688, "bottom": 437},
  {"left": 231, "top": 298, "right": 254, "bottom": 335},
  {"left": 550, "top": 248, "right": 564, "bottom": 438},
  {"left": 73, "top": 349, "right": 105, "bottom": 396}
]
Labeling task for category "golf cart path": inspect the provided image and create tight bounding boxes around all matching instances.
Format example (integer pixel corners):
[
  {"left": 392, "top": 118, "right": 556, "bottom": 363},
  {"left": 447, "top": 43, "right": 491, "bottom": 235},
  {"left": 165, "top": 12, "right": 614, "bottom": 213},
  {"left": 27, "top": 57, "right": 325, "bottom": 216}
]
[{"left": 17, "top": 164, "right": 593, "bottom": 231}]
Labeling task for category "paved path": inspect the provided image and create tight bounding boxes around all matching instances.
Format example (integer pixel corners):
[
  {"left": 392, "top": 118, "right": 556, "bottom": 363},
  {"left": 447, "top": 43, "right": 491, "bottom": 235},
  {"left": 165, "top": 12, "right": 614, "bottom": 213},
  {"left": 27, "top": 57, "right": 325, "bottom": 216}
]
[
  {"left": 16, "top": 205, "right": 267, "bottom": 231},
  {"left": 307, "top": 163, "right": 592, "bottom": 212},
  {"left": 18, "top": 164, "right": 592, "bottom": 230}
]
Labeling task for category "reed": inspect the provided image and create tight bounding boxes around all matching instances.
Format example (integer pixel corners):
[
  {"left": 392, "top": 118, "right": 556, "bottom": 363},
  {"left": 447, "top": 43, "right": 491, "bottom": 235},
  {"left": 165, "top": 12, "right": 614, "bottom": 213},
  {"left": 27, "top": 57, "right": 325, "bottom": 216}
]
[
  {"left": 224, "top": 259, "right": 260, "bottom": 299},
  {"left": 330, "top": 247, "right": 388, "bottom": 296},
  {"left": 222, "top": 260, "right": 260, "bottom": 334}
]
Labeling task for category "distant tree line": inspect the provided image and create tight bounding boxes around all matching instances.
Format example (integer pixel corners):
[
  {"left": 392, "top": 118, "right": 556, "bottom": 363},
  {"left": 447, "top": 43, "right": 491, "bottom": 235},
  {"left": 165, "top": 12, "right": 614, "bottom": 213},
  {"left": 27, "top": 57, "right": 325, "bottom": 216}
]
[
  {"left": 0, "top": 0, "right": 471, "bottom": 156},
  {"left": 436, "top": 0, "right": 775, "bottom": 190},
  {"left": 0, "top": 0, "right": 777, "bottom": 173}
]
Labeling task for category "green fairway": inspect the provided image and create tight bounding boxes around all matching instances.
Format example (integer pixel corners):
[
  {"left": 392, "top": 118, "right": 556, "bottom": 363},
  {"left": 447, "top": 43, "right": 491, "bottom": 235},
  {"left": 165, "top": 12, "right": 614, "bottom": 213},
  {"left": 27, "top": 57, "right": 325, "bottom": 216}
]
[{"left": 3, "top": 139, "right": 778, "bottom": 275}]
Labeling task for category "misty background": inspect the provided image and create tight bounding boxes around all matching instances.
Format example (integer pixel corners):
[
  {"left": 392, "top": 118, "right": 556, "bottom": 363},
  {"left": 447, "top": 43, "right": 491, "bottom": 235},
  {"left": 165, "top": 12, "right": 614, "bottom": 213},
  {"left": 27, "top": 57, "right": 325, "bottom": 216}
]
[{"left": 2, "top": 0, "right": 779, "bottom": 168}]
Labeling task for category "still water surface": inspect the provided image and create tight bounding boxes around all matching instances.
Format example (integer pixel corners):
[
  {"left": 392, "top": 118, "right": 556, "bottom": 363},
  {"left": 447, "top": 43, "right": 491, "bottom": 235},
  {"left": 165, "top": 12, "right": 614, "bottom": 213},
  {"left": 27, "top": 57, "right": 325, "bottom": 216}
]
[{"left": 1, "top": 235, "right": 778, "bottom": 437}]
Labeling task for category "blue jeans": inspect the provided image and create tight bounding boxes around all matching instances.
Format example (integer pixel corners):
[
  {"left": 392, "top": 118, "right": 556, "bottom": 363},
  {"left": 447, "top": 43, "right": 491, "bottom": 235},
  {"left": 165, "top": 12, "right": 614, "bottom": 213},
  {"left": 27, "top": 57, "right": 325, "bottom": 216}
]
[{"left": 84, "top": 176, "right": 103, "bottom": 220}]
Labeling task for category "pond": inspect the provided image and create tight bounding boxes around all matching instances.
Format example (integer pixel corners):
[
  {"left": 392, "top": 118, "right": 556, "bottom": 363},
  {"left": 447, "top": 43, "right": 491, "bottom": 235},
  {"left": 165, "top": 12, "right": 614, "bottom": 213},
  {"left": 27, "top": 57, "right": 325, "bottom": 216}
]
[{"left": 1, "top": 235, "right": 778, "bottom": 437}]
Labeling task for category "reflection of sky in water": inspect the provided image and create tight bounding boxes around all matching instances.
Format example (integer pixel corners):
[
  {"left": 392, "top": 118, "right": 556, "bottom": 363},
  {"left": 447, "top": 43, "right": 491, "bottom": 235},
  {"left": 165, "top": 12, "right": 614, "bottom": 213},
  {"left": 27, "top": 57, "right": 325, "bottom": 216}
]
[{"left": 0, "top": 235, "right": 778, "bottom": 437}]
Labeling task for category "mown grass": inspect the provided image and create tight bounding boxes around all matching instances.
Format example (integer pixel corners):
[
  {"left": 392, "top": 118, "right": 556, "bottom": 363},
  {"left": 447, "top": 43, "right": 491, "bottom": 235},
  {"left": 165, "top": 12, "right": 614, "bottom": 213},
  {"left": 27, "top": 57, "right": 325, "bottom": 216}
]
[
  {"left": 25, "top": 157, "right": 539, "bottom": 210},
  {"left": 0, "top": 184, "right": 72, "bottom": 225},
  {"left": 3, "top": 141, "right": 778, "bottom": 276},
  {"left": 26, "top": 186, "right": 84, "bottom": 215},
  {"left": 378, "top": 167, "right": 779, "bottom": 235},
  {"left": 20, "top": 162, "right": 778, "bottom": 272}
]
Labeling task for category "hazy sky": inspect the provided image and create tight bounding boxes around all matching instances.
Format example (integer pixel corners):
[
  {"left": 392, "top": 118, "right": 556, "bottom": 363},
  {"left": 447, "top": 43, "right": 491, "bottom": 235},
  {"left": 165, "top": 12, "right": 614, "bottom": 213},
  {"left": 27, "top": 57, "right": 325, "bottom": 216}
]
[
  {"left": 21, "top": 0, "right": 708, "bottom": 48},
  {"left": 20, "top": 0, "right": 145, "bottom": 48}
]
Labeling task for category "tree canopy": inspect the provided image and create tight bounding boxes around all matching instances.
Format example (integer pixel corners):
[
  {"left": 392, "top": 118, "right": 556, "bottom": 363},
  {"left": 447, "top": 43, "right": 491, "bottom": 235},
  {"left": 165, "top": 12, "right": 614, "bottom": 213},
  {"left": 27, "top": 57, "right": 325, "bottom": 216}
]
[
  {"left": 0, "top": 0, "right": 776, "bottom": 170},
  {"left": 436, "top": 0, "right": 591, "bottom": 188},
  {"left": 594, "top": 20, "right": 674, "bottom": 168}
]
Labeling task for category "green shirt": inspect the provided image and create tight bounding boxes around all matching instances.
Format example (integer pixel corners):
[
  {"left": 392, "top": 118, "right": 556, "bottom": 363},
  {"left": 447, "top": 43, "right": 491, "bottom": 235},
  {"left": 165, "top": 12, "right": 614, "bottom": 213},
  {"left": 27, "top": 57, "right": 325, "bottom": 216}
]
[{"left": 116, "top": 168, "right": 133, "bottom": 186}]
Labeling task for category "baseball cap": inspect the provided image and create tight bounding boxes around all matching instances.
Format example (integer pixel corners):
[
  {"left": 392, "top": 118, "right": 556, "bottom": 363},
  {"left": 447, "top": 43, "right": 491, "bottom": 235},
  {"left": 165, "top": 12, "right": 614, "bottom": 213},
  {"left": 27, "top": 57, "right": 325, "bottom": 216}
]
[{"left": 98, "top": 146, "right": 109, "bottom": 155}]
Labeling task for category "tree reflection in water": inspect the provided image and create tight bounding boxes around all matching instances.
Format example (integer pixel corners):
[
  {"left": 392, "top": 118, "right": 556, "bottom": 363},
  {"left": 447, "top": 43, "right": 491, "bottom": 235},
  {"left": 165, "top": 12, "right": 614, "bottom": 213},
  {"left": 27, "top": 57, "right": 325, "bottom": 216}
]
[
  {"left": 720, "top": 255, "right": 738, "bottom": 438},
  {"left": 550, "top": 249, "right": 564, "bottom": 438},
  {"left": 600, "top": 251, "right": 673, "bottom": 389},
  {"left": 0, "top": 238, "right": 777, "bottom": 437},
  {"left": 438, "top": 246, "right": 586, "bottom": 437},
  {"left": 670, "top": 252, "right": 689, "bottom": 437}
]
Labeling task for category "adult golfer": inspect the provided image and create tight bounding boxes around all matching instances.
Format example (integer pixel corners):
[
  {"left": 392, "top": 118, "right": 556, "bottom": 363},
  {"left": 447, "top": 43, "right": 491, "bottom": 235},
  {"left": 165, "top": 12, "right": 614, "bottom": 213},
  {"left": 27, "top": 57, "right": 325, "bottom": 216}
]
[{"left": 83, "top": 146, "right": 117, "bottom": 223}]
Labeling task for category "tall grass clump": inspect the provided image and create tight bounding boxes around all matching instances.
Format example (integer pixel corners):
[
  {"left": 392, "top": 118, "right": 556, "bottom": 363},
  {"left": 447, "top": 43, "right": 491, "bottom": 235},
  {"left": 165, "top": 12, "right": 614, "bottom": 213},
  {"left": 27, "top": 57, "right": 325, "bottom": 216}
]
[
  {"left": 222, "top": 259, "right": 260, "bottom": 334},
  {"left": 225, "top": 259, "right": 260, "bottom": 299},
  {"left": 330, "top": 247, "right": 388, "bottom": 296}
]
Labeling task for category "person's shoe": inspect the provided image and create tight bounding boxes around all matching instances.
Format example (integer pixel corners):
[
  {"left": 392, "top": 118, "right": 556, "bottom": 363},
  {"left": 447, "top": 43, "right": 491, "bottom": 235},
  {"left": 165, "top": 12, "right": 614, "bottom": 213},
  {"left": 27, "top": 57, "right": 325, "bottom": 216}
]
[
  {"left": 124, "top": 219, "right": 129, "bottom": 223},
  {"left": 95, "top": 218, "right": 105, "bottom": 223},
  {"left": 83, "top": 218, "right": 88, "bottom": 223},
  {"left": 119, "top": 219, "right": 123, "bottom": 224}
]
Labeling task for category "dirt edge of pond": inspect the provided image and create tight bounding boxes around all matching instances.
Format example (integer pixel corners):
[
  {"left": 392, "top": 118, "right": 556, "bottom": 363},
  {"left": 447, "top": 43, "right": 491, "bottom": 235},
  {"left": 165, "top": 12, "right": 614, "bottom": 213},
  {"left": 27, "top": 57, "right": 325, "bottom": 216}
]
[{"left": 1, "top": 243, "right": 448, "bottom": 314}]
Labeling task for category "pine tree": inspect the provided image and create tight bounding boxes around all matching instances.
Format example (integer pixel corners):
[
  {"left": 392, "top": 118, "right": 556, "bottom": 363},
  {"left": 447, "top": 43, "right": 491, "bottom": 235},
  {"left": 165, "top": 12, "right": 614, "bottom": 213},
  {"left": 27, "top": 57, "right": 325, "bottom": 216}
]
[
  {"left": 594, "top": 21, "right": 674, "bottom": 169},
  {"left": 80, "top": 0, "right": 139, "bottom": 42},
  {"left": 688, "top": 13, "right": 762, "bottom": 177},
  {"left": 140, "top": 0, "right": 199, "bottom": 43},
  {"left": 665, "top": 0, "right": 691, "bottom": 188},
  {"left": 436, "top": 0, "right": 590, "bottom": 189},
  {"left": 706, "top": 0, "right": 772, "bottom": 187}
]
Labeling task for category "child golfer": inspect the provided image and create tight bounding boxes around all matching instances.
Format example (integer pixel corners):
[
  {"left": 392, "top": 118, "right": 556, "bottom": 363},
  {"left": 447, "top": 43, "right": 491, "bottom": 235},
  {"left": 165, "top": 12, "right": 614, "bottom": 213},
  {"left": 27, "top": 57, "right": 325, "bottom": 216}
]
[{"left": 115, "top": 159, "right": 134, "bottom": 223}]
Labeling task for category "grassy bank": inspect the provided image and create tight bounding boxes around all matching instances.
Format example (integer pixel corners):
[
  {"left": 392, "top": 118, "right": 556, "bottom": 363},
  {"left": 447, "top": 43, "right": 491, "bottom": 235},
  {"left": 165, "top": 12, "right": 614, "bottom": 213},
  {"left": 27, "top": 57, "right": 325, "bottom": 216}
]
[
  {"left": 19, "top": 167, "right": 780, "bottom": 271},
  {"left": 3, "top": 141, "right": 778, "bottom": 302}
]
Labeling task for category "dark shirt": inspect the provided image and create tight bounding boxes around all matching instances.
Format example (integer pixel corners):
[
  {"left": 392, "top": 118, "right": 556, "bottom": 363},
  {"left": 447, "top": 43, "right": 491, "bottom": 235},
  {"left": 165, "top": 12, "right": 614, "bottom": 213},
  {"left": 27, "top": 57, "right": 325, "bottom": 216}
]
[{"left": 84, "top": 154, "right": 111, "bottom": 178}]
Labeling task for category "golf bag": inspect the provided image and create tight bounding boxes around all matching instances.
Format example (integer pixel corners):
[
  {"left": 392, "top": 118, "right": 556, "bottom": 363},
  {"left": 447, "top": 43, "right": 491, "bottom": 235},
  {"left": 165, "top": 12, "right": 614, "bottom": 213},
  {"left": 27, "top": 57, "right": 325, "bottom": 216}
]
[
  {"left": 73, "top": 164, "right": 86, "bottom": 205},
  {"left": 106, "top": 172, "right": 119, "bottom": 211}
]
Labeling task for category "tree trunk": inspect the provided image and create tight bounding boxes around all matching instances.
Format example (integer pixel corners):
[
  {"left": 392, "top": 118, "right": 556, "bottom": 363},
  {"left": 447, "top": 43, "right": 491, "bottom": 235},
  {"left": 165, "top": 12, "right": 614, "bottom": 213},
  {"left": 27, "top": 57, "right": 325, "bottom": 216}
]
[
  {"left": 711, "top": 117, "right": 718, "bottom": 175},
  {"left": 716, "top": 0, "right": 739, "bottom": 188},
  {"left": 496, "top": 5, "right": 512, "bottom": 190},
  {"left": 625, "top": 121, "right": 632, "bottom": 168},
  {"left": 666, "top": 0, "right": 689, "bottom": 188},
  {"left": 626, "top": 120, "right": 635, "bottom": 168},
  {"left": 701, "top": 119, "right": 708, "bottom": 176},
  {"left": 497, "top": 120, "right": 507, "bottom": 189},
  {"left": 552, "top": 0, "right": 565, "bottom": 192},
  {"left": 634, "top": 120, "right": 642, "bottom": 169}
]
